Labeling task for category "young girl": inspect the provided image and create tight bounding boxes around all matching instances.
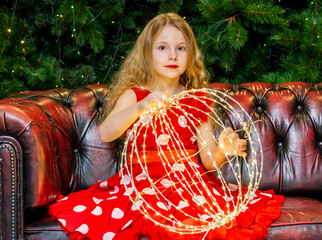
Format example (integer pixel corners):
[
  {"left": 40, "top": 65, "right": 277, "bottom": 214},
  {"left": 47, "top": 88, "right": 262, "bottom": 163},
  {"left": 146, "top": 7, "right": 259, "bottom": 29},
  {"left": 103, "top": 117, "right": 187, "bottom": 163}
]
[{"left": 49, "top": 13, "right": 283, "bottom": 240}]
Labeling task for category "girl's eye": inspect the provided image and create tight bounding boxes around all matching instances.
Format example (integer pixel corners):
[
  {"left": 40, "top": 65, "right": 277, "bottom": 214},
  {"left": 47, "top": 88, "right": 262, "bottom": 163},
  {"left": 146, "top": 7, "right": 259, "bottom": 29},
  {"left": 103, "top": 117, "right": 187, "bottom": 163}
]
[
  {"left": 177, "top": 46, "right": 186, "bottom": 51},
  {"left": 159, "top": 46, "right": 167, "bottom": 51}
]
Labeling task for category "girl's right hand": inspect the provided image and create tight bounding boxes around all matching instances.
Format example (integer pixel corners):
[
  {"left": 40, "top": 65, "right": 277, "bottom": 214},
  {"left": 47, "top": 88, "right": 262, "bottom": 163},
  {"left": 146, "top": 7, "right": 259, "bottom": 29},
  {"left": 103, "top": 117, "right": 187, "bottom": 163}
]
[
  {"left": 138, "top": 90, "right": 170, "bottom": 113},
  {"left": 218, "top": 127, "right": 247, "bottom": 157}
]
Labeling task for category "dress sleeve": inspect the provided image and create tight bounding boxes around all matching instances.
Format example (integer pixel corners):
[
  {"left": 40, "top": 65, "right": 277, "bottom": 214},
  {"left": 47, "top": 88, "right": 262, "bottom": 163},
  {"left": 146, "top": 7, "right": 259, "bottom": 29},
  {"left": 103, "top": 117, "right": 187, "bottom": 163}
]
[
  {"left": 178, "top": 91, "right": 213, "bottom": 126},
  {"left": 194, "top": 91, "right": 213, "bottom": 124}
]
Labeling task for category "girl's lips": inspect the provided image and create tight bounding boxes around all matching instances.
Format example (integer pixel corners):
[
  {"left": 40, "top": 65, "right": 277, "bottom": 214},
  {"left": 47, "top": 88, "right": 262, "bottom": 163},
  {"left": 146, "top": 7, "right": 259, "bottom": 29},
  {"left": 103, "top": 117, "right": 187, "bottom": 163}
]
[{"left": 165, "top": 65, "right": 179, "bottom": 69}]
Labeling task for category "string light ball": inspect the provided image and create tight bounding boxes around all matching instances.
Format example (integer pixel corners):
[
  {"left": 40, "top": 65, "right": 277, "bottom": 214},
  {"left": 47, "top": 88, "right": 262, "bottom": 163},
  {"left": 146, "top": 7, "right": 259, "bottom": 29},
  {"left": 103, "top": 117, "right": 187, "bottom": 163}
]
[{"left": 120, "top": 88, "right": 263, "bottom": 238}]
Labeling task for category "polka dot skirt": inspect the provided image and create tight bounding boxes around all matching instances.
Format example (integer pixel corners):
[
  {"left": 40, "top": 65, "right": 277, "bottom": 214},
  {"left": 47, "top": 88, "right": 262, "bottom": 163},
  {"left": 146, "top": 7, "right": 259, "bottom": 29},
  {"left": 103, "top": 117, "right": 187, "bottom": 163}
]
[{"left": 49, "top": 88, "right": 284, "bottom": 240}]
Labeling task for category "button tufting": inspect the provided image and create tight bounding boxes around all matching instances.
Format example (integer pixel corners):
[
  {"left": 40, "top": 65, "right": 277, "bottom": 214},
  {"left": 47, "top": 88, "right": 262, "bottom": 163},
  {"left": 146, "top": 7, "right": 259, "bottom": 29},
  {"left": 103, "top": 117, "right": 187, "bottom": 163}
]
[
  {"left": 257, "top": 106, "right": 263, "bottom": 113},
  {"left": 74, "top": 149, "right": 79, "bottom": 154},
  {"left": 278, "top": 142, "right": 283, "bottom": 148},
  {"left": 297, "top": 105, "right": 303, "bottom": 111}
]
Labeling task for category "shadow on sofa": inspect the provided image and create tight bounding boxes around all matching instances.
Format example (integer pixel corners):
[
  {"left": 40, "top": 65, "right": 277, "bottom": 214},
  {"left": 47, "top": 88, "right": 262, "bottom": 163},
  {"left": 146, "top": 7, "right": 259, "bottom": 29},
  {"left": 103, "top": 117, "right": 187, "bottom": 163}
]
[{"left": 0, "top": 82, "right": 321, "bottom": 239}]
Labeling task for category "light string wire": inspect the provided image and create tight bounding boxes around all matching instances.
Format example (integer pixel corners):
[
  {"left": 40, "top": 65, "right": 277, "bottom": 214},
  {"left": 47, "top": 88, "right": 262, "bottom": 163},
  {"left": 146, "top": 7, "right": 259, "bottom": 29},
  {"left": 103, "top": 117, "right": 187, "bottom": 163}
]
[
  {"left": 122, "top": 89, "right": 260, "bottom": 233},
  {"left": 120, "top": 88, "right": 263, "bottom": 236},
  {"left": 122, "top": 88, "right": 260, "bottom": 232}
]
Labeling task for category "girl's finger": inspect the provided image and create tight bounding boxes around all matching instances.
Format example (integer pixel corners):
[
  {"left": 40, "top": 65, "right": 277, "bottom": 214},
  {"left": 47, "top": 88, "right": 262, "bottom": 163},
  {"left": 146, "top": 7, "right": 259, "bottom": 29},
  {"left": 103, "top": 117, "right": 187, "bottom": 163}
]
[
  {"left": 236, "top": 150, "right": 247, "bottom": 157},
  {"left": 237, "top": 139, "right": 247, "bottom": 145},
  {"left": 238, "top": 145, "right": 247, "bottom": 151},
  {"left": 226, "top": 127, "right": 234, "bottom": 133},
  {"left": 229, "top": 133, "right": 239, "bottom": 140}
]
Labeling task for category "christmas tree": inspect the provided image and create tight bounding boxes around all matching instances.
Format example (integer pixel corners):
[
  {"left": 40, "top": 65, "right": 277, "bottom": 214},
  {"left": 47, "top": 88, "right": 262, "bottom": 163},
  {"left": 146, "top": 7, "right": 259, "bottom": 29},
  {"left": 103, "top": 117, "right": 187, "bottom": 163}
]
[{"left": 0, "top": 0, "right": 320, "bottom": 99}]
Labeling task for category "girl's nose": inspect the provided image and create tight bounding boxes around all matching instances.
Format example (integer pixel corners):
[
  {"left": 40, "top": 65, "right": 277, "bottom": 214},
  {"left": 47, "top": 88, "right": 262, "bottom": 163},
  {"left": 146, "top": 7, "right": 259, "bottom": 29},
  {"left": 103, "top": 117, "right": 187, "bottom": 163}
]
[{"left": 168, "top": 48, "right": 177, "bottom": 60}]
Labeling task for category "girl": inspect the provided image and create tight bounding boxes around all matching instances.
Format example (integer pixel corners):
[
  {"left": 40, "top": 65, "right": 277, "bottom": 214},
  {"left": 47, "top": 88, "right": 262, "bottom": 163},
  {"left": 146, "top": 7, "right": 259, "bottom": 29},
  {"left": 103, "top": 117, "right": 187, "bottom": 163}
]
[{"left": 49, "top": 13, "right": 283, "bottom": 240}]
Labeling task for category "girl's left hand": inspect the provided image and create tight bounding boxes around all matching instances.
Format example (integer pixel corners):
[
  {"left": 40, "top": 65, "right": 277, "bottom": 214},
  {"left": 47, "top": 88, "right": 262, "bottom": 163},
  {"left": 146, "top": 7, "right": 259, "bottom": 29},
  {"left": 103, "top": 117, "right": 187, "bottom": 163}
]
[{"left": 218, "top": 127, "right": 247, "bottom": 157}]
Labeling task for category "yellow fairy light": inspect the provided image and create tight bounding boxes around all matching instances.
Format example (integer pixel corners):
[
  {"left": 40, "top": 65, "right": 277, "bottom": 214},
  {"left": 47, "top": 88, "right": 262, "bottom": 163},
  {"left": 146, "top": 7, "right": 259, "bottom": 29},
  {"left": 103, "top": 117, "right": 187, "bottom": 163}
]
[
  {"left": 120, "top": 89, "right": 263, "bottom": 237},
  {"left": 7, "top": 28, "right": 12, "bottom": 33}
]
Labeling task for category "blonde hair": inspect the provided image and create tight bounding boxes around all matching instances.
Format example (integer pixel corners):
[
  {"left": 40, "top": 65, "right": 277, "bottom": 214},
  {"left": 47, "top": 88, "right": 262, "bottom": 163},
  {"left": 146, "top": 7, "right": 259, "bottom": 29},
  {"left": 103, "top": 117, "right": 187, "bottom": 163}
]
[{"left": 107, "top": 13, "right": 209, "bottom": 112}]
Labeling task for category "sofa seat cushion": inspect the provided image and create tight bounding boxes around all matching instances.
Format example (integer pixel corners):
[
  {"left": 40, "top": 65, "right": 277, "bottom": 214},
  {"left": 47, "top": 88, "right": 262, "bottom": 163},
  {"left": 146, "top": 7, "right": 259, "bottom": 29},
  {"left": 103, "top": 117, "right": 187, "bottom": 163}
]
[
  {"left": 25, "top": 197, "right": 321, "bottom": 239},
  {"left": 272, "top": 196, "right": 322, "bottom": 226},
  {"left": 267, "top": 196, "right": 322, "bottom": 239},
  {"left": 25, "top": 216, "right": 69, "bottom": 240}
]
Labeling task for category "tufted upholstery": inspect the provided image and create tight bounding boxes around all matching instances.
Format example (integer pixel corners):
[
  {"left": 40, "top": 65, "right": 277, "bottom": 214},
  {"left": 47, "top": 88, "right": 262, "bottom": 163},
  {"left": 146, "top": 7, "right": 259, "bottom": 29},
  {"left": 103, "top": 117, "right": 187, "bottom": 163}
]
[{"left": 0, "top": 82, "right": 321, "bottom": 239}]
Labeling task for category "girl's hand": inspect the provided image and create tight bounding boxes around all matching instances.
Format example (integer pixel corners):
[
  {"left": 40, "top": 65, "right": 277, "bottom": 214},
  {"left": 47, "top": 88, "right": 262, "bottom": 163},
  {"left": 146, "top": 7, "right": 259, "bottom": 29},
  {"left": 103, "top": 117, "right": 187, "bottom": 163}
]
[
  {"left": 218, "top": 127, "right": 247, "bottom": 157},
  {"left": 138, "top": 90, "right": 170, "bottom": 113}
]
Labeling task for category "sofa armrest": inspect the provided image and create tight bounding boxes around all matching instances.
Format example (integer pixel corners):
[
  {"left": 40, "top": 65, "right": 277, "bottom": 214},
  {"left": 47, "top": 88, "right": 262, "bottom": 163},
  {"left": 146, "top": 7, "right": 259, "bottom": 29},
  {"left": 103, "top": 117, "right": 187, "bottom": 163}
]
[
  {"left": 0, "top": 99, "right": 62, "bottom": 209},
  {"left": 0, "top": 136, "right": 24, "bottom": 239}
]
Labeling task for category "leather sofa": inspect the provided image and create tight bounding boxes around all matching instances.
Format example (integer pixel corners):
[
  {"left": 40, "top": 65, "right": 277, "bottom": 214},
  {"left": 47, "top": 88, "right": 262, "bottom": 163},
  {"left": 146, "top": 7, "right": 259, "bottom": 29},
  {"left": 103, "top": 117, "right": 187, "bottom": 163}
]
[{"left": 0, "top": 82, "right": 321, "bottom": 240}]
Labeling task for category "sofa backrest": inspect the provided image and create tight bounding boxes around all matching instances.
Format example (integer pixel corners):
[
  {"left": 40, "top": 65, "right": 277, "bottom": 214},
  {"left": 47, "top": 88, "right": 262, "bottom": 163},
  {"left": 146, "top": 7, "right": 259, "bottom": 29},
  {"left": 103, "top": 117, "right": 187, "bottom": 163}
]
[
  {"left": 209, "top": 82, "right": 321, "bottom": 199},
  {"left": 2, "top": 84, "right": 119, "bottom": 208},
  {"left": 2, "top": 82, "right": 321, "bottom": 208}
]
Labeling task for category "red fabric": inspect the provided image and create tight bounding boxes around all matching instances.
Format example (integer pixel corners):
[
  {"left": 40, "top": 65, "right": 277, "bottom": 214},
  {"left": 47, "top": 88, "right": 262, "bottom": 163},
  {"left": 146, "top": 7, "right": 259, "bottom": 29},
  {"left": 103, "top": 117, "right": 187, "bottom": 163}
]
[
  {"left": 128, "top": 150, "right": 199, "bottom": 164},
  {"left": 48, "top": 87, "right": 284, "bottom": 240},
  {"left": 125, "top": 87, "right": 211, "bottom": 153}
]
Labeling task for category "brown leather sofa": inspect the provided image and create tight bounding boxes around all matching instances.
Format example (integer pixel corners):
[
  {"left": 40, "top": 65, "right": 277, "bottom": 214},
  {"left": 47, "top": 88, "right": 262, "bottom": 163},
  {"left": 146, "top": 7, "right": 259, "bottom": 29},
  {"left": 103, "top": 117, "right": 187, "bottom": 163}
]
[{"left": 0, "top": 82, "right": 321, "bottom": 240}]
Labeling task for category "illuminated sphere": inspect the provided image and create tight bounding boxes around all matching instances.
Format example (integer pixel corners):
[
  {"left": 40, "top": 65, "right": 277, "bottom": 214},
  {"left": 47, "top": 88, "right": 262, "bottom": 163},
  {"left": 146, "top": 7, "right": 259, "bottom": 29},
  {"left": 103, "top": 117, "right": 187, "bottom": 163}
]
[{"left": 120, "top": 88, "right": 263, "bottom": 237}]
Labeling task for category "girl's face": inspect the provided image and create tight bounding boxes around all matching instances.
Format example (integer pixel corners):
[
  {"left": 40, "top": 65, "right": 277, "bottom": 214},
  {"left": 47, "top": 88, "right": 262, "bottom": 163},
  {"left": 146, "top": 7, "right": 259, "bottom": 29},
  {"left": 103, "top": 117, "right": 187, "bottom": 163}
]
[{"left": 152, "top": 25, "right": 188, "bottom": 84}]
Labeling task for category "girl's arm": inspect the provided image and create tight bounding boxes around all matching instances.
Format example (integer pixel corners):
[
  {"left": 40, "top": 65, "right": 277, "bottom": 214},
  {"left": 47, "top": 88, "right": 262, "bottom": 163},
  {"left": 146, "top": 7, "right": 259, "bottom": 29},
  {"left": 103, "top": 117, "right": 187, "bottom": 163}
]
[
  {"left": 197, "top": 120, "right": 247, "bottom": 171},
  {"left": 99, "top": 89, "right": 167, "bottom": 142},
  {"left": 99, "top": 89, "right": 141, "bottom": 142}
]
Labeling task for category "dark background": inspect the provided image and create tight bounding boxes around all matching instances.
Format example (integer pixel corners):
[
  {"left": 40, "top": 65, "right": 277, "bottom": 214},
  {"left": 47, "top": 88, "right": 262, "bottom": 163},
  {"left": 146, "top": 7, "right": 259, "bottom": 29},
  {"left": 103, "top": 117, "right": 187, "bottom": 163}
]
[{"left": 0, "top": 0, "right": 320, "bottom": 98}]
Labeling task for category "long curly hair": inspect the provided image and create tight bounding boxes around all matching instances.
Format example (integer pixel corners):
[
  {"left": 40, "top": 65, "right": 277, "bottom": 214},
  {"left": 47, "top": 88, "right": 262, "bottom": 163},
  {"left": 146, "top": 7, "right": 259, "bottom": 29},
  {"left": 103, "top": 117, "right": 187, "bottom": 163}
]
[{"left": 107, "top": 13, "right": 209, "bottom": 113}]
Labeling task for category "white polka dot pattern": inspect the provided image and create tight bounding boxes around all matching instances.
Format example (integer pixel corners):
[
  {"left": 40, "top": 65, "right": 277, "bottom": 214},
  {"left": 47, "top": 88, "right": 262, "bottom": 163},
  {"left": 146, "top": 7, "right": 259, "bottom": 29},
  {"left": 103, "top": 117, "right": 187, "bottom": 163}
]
[
  {"left": 190, "top": 136, "right": 197, "bottom": 143},
  {"left": 91, "top": 206, "right": 102, "bottom": 216},
  {"left": 142, "top": 187, "right": 156, "bottom": 195},
  {"left": 213, "top": 188, "right": 221, "bottom": 196},
  {"left": 135, "top": 172, "right": 147, "bottom": 181},
  {"left": 157, "top": 134, "right": 171, "bottom": 145},
  {"left": 200, "top": 214, "right": 211, "bottom": 220},
  {"left": 177, "top": 201, "right": 189, "bottom": 210},
  {"left": 109, "top": 186, "right": 119, "bottom": 194},
  {"left": 111, "top": 208, "right": 124, "bottom": 219},
  {"left": 192, "top": 195, "right": 207, "bottom": 205},
  {"left": 160, "top": 179, "right": 172, "bottom": 188},
  {"left": 178, "top": 115, "right": 187, "bottom": 127},
  {"left": 106, "top": 196, "right": 118, "bottom": 200},
  {"left": 131, "top": 200, "right": 143, "bottom": 211},
  {"left": 157, "top": 202, "right": 169, "bottom": 210},
  {"left": 100, "top": 181, "right": 108, "bottom": 189},
  {"left": 173, "top": 163, "right": 185, "bottom": 172},
  {"left": 103, "top": 232, "right": 115, "bottom": 240},
  {"left": 260, "top": 192, "right": 272, "bottom": 198},
  {"left": 228, "top": 183, "right": 238, "bottom": 191},
  {"left": 120, "top": 175, "right": 131, "bottom": 185},
  {"left": 124, "top": 187, "right": 134, "bottom": 196},
  {"left": 250, "top": 198, "right": 262, "bottom": 204},
  {"left": 121, "top": 220, "right": 132, "bottom": 230},
  {"left": 58, "top": 196, "right": 68, "bottom": 201},
  {"left": 73, "top": 205, "right": 87, "bottom": 212},
  {"left": 58, "top": 219, "right": 66, "bottom": 227},
  {"left": 93, "top": 197, "right": 103, "bottom": 204},
  {"left": 75, "top": 224, "right": 89, "bottom": 234}
]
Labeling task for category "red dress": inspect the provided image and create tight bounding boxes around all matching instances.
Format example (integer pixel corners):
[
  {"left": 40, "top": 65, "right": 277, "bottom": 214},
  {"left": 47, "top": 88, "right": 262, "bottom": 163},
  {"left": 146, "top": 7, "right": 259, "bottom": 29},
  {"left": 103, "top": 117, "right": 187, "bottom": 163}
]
[{"left": 49, "top": 87, "right": 284, "bottom": 240}]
